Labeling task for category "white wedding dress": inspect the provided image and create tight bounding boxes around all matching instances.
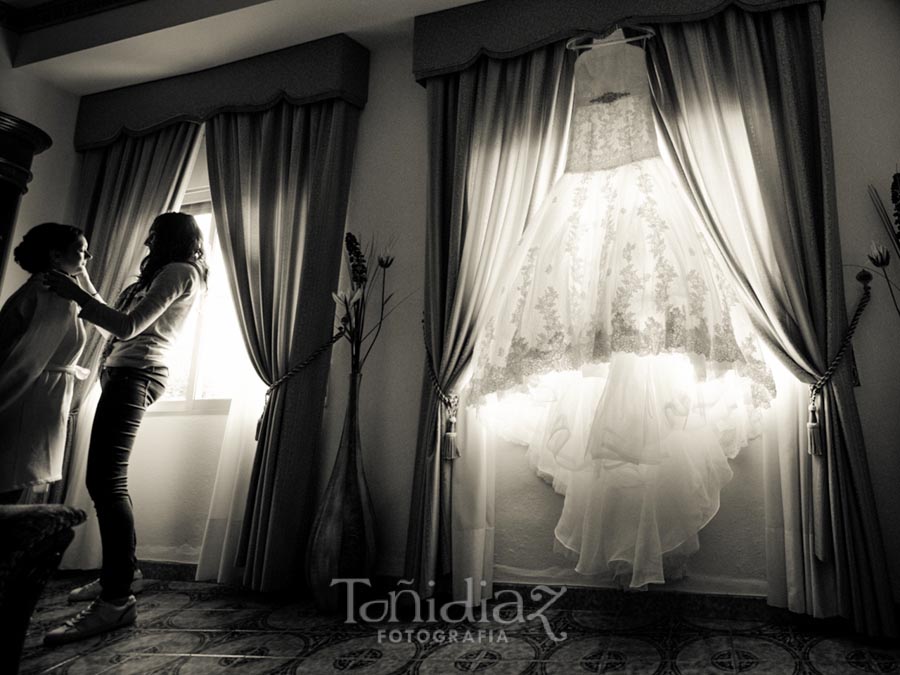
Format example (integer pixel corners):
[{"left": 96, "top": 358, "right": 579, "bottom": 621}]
[{"left": 469, "top": 41, "right": 774, "bottom": 588}]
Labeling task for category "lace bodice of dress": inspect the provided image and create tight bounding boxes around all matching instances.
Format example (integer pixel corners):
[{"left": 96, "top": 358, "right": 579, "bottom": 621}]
[{"left": 565, "top": 44, "right": 658, "bottom": 173}]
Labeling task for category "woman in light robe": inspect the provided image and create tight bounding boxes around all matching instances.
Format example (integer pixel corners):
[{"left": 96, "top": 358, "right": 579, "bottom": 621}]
[{"left": 0, "top": 223, "right": 96, "bottom": 504}]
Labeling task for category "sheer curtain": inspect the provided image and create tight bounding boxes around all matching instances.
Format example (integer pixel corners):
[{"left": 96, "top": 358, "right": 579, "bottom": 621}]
[
  {"left": 645, "top": 5, "right": 897, "bottom": 636},
  {"left": 59, "top": 123, "right": 202, "bottom": 568},
  {"left": 196, "top": 360, "right": 265, "bottom": 584},
  {"left": 200, "top": 99, "right": 360, "bottom": 591},
  {"left": 405, "top": 43, "right": 576, "bottom": 600}
]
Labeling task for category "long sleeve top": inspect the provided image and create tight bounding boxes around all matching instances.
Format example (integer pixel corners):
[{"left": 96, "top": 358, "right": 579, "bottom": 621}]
[{"left": 78, "top": 262, "right": 203, "bottom": 369}]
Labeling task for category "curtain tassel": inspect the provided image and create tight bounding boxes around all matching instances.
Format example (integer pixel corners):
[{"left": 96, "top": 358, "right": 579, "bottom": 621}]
[
  {"left": 807, "top": 393, "right": 822, "bottom": 456},
  {"left": 442, "top": 413, "right": 460, "bottom": 460},
  {"left": 255, "top": 397, "right": 268, "bottom": 441},
  {"left": 422, "top": 315, "right": 462, "bottom": 461},
  {"left": 256, "top": 390, "right": 273, "bottom": 441},
  {"left": 804, "top": 278, "right": 871, "bottom": 457}
]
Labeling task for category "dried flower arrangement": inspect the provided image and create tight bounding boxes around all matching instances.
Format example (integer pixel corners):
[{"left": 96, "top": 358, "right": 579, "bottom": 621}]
[
  {"left": 306, "top": 232, "right": 405, "bottom": 612},
  {"left": 866, "top": 171, "right": 900, "bottom": 319},
  {"left": 332, "top": 232, "right": 405, "bottom": 373}
]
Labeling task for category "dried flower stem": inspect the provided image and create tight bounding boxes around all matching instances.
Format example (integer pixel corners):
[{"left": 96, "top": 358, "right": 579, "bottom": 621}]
[
  {"left": 359, "top": 290, "right": 415, "bottom": 344},
  {"left": 336, "top": 232, "right": 406, "bottom": 374},
  {"left": 881, "top": 268, "right": 900, "bottom": 318},
  {"left": 361, "top": 266, "right": 387, "bottom": 368},
  {"left": 868, "top": 184, "right": 900, "bottom": 259}
]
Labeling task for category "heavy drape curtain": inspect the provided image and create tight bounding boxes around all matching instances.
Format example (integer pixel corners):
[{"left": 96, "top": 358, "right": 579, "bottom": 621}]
[
  {"left": 59, "top": 122, "right": 201, "bottom": 566},
  {"left": 202, "top": 99, "right": 360, "bottom": 591},
  {"left": 645, "top": 5, "right": 897, "bottom": 636},
  {"left": 405, "top": 43, "right": 576, "bottom": 598},
  {"left": 72, "top": 124, "right": 202, "bottom": 406}
]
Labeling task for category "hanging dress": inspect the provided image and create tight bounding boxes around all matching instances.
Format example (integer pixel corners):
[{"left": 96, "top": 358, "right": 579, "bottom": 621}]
[{"left": 468, "top": 41, "right": 774, "bottom": 588}]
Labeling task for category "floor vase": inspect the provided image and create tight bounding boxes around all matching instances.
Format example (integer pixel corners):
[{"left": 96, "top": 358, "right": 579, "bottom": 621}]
[{"left": 306, "top": 371, "right": 377, "bottom": 612}]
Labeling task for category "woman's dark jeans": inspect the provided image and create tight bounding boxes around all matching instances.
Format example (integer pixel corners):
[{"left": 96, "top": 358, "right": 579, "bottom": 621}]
[{"left": 86, "top": 366, "right": 167, "bottom": 602}]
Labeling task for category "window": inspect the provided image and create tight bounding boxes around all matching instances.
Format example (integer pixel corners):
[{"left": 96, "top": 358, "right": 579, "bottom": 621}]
[{"left": 152, "top": 201, "right": 248, "bottom": 413}]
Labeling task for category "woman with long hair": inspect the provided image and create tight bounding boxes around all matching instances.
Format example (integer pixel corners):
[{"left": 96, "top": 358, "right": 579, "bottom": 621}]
[
  {"left": 42, "top": 212, "right": 208, "bottom": 644},
  {"left": 0, "top": 223, "right": 94, "bottom": 504}
]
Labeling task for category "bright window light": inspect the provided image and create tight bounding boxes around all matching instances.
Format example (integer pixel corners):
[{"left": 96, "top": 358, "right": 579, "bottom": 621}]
[{"left": 156, "top": 207, "right": 248, "bottom": 410}]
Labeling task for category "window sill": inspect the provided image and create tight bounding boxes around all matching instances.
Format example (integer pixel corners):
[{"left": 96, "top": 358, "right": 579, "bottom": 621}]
[{"left": 147, "top": 399, "right": 231, "bottom": 416}]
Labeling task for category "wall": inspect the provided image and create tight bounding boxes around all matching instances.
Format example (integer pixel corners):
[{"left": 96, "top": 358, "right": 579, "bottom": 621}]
[
  {"left": 0, "top": 27, "right": 80, "bottom": 306},
  {"left": 824, "top": 0, "right": 900, "bottom": 600},
  {"left": 320, "top": 34, "right": 428, "bottom": 576}
]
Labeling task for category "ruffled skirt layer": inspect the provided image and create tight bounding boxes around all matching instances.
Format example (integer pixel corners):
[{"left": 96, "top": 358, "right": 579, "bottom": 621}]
[{"left": 476, "top": 351, "right": 760, "bottom": 588}]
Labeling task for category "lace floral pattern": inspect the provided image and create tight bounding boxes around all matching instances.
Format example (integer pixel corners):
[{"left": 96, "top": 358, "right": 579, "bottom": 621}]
[
  {"left": 468, "top": 48, "right": 775, "bottom": 406},
  {"left": 468, "top": 157, "right": 776, "bottom": 404},
  {"left": 510, "top": 248, "right": 538, "bottom": 326},
  {"left": 566, "top": 92, "right": 658, "bottom": 173}
]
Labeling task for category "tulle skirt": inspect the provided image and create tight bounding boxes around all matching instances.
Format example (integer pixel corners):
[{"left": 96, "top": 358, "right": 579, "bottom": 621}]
[
  {"left": 469, "top": 156, "right": 771, "bottom": 588},
  {"left": 476, "top": 351, "right": 759, "bottom": 588}
]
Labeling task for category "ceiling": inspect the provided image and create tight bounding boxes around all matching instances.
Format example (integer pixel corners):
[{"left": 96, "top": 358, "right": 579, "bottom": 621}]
[
  {"left": 0, "top": 0, "right": 140, "bottom": 32},
  {"left": 3, "top": 0, "right": 59, "bottom": 8},
  {"left": 2, "top": 0, "right": 482, "bottom": 95}
]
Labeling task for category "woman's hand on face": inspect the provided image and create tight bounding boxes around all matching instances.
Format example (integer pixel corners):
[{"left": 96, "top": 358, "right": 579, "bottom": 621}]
[
  {"left": 43, "top": 270, "right": 92, "bottom": 305},
  {"left": 73, "top": 267, "right": 99, "bottom": 295}
]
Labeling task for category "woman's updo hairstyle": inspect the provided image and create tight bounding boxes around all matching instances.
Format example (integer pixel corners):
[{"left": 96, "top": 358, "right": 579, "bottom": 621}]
[
  {"left": 138, "top": 212, "right": 209, "bottom": 288},
  {"left": 13, "top": 223, "right": 84, "bottom": 274}
]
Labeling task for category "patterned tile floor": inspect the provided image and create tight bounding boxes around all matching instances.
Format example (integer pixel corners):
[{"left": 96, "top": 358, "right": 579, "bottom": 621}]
[{"left": 21, "top": 573, "right": 900, "bottom": 674}]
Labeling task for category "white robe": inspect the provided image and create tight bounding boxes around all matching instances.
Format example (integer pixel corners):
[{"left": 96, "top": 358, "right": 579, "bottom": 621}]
[{"left": 0, "top": 276, "right": 88, "bottom": 492}]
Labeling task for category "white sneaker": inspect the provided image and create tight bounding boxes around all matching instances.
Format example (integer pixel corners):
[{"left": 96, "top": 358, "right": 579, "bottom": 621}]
[
  {"left": 67, "top": 569, "right": 145, "bottom": 603},
  {"left": 44, "top": 595, "right": 137, "bottom": 645}
]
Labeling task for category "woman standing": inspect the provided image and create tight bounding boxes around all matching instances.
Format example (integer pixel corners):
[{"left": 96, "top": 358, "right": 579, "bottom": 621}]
[
  {"left": 43, "top": 212, "right": 207, "bottom": 644},
  {"left": 0, "top": 223, "right": 93, "bottom": 504}
]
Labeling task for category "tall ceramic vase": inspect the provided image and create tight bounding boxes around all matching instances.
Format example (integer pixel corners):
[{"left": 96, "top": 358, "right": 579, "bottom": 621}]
[{"left": 306, "top": 370, "right": 377, "bottom": 612}]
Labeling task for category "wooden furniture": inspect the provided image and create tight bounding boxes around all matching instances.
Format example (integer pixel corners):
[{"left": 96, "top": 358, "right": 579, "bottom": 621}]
[
  {"left": 0, "top": 504, "right": 86, "bottom": 672},
  {"left": 0, "top": 110, "right": 52, "bottom": 284}
]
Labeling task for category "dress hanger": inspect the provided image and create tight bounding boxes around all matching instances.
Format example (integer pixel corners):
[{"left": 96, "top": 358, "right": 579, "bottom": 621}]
[{"left": 565, "top": 26, "right": 656, "bottom": 52}]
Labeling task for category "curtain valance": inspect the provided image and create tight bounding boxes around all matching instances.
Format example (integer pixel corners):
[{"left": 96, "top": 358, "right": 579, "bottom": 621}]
[
  {"left": 75, "top": 33, "right": 369, "bottom": 150},
  {"left": 413, "top": 0, "right": 820, "bottom": 81}
]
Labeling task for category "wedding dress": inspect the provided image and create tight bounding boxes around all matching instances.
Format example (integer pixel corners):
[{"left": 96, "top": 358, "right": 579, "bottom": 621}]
[{"left": 469, "top": 40, "right": 774, "bottom": 588}]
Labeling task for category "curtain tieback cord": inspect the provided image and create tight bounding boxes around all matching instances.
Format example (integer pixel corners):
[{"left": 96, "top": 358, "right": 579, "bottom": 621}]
[
  {"left": 255, "top": 330, "right": 345, "bottom": 441},
  {"left": 807, "top": 275, "right": 872, "bottom": 455},
  {"left": 422, "top": 315, "right": 460, "bottom": 460}
]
